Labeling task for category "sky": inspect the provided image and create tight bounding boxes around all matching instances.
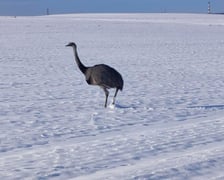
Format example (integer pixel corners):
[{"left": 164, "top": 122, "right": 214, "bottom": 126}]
[{"left": 0, "top": 0, "right": 223, "bottom": 16}]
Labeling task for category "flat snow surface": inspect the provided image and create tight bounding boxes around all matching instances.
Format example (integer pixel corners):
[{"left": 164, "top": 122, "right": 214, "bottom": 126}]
[{"left": 1, "top": 13, "right": 224, "bottom": 179}]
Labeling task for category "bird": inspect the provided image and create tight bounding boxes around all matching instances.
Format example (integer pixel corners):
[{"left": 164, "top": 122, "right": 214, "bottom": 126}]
[{"left": 66, "top": 42, "right": 124, "bottom": 108}]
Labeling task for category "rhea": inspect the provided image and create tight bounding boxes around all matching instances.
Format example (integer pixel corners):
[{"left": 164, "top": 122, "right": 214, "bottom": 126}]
[{"left": 66, "top": 42, "right": 124, "bottom": 108}]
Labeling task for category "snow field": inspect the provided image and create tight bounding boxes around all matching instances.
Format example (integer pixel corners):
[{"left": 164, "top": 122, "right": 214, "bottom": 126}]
[{"left": 1, "top": 13, "right": 224, "bottom": 179}]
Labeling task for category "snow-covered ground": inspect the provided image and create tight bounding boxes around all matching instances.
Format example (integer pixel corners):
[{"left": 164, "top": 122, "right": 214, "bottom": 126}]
[{"left": 1, "top": 13, "right": 224, "bottom": 179}]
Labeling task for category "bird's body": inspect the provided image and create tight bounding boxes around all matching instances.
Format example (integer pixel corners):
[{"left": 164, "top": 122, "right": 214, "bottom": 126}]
[
  {"left": 85, "top": 64, "right": 123, "bottom": 89},
  {"left": 66, "top": 42, "right": 123, "bottom": 107}
]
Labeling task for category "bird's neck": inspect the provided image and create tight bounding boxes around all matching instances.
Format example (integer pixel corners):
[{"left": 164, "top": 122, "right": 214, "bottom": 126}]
[{"left": 73, "top": 46, "right": 87, "bottom": 74}]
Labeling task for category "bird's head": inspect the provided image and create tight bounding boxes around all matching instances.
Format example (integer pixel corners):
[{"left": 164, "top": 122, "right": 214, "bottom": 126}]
[{"left": 66, "top": 42, "right": 77, "bottom": 48}]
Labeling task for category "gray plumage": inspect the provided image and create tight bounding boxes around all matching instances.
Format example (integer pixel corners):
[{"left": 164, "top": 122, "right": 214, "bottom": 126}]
[{"left": 66, "top": 42, "right": 123, "bottom": 107}]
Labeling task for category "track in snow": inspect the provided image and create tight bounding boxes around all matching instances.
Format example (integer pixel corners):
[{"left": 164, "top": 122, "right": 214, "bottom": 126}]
[{"left": 1, "top": 114, "right": 224, "bottom": 179}]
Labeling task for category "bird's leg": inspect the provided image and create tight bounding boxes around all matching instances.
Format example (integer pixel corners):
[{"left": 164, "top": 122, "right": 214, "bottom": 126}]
[
  {"left": 112, "top": 88, "right": 119, "bottom": 105},
  {"left": 102, "top": 87, "right": 109, "bottom": 108}
]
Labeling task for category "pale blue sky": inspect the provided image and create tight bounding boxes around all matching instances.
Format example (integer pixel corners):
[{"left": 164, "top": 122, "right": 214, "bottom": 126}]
[{"left": 0, "top": 0, "right": 223, "bottom": 16}]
